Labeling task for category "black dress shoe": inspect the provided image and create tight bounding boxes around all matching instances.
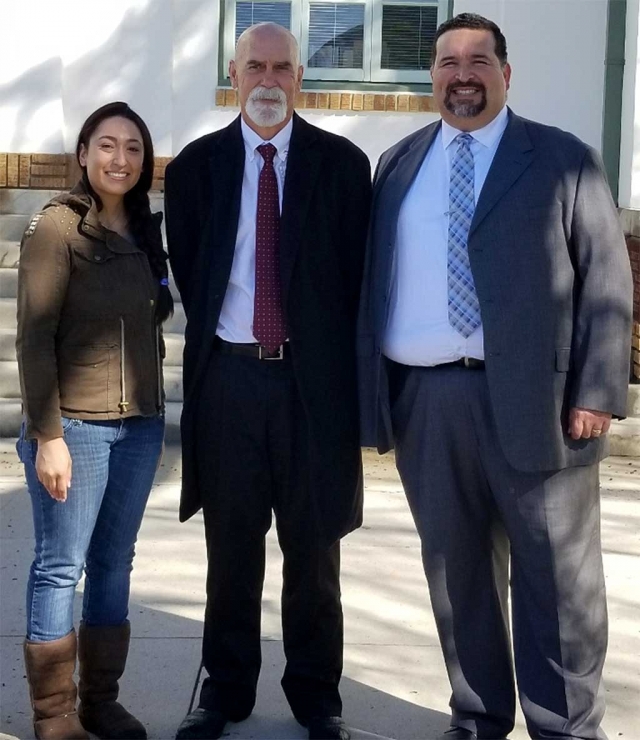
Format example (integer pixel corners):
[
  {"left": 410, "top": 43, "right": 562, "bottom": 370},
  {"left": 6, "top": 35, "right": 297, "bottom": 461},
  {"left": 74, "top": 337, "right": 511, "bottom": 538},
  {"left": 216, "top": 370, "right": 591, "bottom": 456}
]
[
  {"left": 438, "top": 730, "right": 508, "bottom": 740},
  {"left": 307, "top": 715, "right": 350, "bottom": 740},
  {"left": 175, "top": 708, "right": 228, "bottom": 740}
]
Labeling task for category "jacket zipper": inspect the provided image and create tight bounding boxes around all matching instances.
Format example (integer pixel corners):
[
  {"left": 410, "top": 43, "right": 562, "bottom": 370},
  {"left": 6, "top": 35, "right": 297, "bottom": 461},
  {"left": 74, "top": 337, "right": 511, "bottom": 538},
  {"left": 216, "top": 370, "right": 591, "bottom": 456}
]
[{"left": 119, "top": 316, "right": 129, "bottom": 413}]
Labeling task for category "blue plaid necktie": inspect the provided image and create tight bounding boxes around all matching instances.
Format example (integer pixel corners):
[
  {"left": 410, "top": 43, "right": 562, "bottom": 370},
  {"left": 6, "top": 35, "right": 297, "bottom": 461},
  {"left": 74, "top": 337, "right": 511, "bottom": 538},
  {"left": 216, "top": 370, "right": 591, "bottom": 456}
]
[{"left": 448, "top": 133, "right": 481, "bottom": 337}]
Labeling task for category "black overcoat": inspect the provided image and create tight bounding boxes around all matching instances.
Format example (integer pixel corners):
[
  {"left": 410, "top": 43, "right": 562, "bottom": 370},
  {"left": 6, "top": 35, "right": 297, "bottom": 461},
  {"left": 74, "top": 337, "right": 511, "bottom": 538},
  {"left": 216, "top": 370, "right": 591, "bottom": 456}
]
[{"left": 165, "top": 113, "right": 372, "bottom": 545}]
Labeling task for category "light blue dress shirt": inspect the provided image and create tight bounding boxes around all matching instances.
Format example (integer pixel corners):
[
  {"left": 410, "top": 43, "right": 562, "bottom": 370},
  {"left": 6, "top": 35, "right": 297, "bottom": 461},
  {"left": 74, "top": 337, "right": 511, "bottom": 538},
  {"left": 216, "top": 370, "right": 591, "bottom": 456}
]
[{"left": 383, "top": 106, "right": 509, "bottom": 366}]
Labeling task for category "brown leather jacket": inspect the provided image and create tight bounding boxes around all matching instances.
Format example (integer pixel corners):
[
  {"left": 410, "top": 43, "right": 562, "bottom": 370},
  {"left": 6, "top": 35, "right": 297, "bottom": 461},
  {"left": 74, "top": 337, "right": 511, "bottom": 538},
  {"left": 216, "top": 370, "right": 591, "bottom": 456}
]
[{"left": 16, "top": 184, "right": 165, "bottom": 439}]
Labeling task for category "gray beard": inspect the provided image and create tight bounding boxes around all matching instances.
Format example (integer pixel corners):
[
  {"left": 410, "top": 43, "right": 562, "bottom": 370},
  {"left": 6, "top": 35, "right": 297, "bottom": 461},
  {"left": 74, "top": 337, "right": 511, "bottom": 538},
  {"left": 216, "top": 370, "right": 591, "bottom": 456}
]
[
  {"left": 246, "top": 99, "right": 287, "bottom": 127},
  {"left": 445, "top": 89, "right": 487, "bottom": 118}
]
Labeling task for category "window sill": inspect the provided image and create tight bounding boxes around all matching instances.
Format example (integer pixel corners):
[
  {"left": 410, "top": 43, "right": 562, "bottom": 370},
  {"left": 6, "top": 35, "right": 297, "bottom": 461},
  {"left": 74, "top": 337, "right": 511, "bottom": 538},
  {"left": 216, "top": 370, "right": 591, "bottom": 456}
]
[{"left": 215, "top": 87, "right": 438, "bottom": 113}]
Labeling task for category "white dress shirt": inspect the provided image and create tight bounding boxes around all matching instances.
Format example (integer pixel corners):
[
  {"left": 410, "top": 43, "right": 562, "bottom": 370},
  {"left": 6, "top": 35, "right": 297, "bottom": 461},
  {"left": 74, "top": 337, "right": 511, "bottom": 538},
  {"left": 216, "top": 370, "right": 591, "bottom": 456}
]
[
  {"left": 216, "top": 117, "right": 292, "bottom": 343},
  {"left": 382, "top": 105, "right": 509, "bottom": 366}
]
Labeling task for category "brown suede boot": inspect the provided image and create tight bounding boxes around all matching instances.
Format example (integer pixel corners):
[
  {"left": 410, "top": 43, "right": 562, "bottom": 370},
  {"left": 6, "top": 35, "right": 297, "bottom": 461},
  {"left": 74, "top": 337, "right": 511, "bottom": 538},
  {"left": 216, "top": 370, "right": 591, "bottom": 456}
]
[
  {"left": 77, "top": 621, "right": 146, "bottom": 739},
  {"left": 23, "top": 630, "right": 90, "bottom": 740}
]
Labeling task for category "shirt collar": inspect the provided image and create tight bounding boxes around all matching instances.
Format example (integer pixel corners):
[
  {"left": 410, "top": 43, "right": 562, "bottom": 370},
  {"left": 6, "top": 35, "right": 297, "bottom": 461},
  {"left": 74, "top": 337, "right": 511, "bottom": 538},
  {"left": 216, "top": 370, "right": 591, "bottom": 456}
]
[
  {"left": 441, "top": 105, "right": 509, "bottom": 151},
  {"left": 241, "top": 116, "right": 293, "bottom": 162}
]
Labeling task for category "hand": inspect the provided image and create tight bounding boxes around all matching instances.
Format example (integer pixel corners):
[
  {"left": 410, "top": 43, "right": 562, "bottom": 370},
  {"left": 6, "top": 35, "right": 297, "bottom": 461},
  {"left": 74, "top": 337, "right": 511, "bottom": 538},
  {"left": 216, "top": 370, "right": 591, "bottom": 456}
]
[
  {"left": 568, "top": 407, "right": 612, "bottom": 441},
  {"left": 35, "top": 437, "right": 72, "bottom": 502}
]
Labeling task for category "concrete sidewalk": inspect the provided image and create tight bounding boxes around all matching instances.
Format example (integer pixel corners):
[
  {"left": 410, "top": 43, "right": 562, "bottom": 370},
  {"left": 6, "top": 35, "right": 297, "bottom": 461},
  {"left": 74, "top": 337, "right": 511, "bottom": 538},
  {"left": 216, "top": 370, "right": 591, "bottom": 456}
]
[{"left": 1, "top": 443, "right": 639, "bottom": 740}]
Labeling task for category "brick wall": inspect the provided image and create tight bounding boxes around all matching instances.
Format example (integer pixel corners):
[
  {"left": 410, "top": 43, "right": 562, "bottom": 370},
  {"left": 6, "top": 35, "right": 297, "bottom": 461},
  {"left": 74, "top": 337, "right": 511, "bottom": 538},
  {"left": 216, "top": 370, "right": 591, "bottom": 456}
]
[
  {"left": 216, "top": 88, "right": 438, "bottom": 112},
  {"left": 626, "top": 234, "right": 640, "bottom": 379},
  {"left": 0, "top": 153, "right": 171, "bottom": 192}
]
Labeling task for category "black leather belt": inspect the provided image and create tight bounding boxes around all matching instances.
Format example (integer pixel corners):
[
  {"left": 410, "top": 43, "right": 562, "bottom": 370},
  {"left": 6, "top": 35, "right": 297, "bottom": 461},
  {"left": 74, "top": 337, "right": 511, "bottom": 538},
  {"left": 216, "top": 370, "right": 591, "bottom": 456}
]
[
  {"left": 439, "top": 357, "right": 485, "bottom": 369},
  {"left": 213, "top": 337, "right": 289, "bottom": 360}
]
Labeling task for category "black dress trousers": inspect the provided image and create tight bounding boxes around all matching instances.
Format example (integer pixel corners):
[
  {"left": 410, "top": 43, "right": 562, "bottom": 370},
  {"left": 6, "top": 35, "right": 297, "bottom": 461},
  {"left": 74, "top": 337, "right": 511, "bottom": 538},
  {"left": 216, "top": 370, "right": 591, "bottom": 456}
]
[{"left": 194, "top": 347, "right": 343, "bottom": 722}]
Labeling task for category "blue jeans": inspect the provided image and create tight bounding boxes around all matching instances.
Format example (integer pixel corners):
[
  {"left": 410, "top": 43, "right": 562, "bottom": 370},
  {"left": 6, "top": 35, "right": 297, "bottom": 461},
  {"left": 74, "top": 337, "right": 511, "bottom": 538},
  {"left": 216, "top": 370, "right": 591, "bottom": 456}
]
[{"left": 18, "top": 415, "right": 164, "bottom": 642}]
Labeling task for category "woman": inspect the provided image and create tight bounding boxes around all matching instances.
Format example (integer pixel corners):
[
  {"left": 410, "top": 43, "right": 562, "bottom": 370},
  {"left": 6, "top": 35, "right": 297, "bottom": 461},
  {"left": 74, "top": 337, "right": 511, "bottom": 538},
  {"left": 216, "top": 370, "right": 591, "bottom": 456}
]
[{"left": 16, "top": 102, "right": 172, "bottom": 740}]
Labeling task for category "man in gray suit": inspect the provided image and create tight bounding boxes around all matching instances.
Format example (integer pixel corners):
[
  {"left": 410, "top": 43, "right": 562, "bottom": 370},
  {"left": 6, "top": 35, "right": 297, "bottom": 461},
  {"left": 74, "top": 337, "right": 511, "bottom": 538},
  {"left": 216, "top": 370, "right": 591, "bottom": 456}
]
[{"left": 358, "top": 13, "right": 632, "bottom": 740}]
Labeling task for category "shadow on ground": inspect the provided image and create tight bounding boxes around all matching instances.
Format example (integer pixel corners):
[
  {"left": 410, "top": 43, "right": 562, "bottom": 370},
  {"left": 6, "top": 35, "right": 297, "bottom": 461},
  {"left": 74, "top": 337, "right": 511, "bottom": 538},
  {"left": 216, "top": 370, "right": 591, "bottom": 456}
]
[{"left": 2, "top": 445, "right": 639, "bottom": 739}]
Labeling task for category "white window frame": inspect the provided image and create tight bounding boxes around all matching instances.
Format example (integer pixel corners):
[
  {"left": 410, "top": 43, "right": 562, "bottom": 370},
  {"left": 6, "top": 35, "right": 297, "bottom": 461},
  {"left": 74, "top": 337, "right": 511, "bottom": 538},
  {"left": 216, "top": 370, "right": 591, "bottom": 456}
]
[
  {"left": 223, "top": 0, "right": 302, "bottom": 78},
  {"left": 371, "top": 0, "right": 448, "bottom": 83},
  {"left": 222, "top": 0, "right": 448, "bottom": 84},
  {"left": 301, "top": 0, "right": 371, "bottom": 82}
]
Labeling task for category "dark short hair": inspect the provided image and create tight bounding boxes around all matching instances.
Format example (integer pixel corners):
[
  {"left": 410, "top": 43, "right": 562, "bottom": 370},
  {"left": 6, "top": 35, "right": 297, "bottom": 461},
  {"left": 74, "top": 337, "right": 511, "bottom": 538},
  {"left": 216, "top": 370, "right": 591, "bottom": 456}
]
[{"left": 430, "top": 13, "right": 508, "bottom": 67}]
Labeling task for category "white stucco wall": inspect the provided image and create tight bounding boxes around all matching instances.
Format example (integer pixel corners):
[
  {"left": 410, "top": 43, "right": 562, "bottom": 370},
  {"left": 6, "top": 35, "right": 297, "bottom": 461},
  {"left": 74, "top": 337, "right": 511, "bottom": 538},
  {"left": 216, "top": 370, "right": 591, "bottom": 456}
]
[
  {"left": 0, "top": 0, "right": 610, "bottom": 164},
  {"left": 454, "top": 0, "right": 608, "bottom": 151},
  {"left": 0, "top": 0, "right": 174, "bottom": 155},
  {"left": 619, "top": 0, "right": 640, "bottom": 210}
]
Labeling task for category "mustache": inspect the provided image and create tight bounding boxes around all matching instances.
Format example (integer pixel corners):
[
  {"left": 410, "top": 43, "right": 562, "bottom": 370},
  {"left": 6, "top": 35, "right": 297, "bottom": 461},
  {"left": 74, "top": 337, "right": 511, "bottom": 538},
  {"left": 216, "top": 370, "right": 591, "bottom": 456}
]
[
  {"left": 248, "top": 86, "right": 287, "bottom": 104},
  {"left": 446, "top": 81, "right": 486, "bottom": 96}
]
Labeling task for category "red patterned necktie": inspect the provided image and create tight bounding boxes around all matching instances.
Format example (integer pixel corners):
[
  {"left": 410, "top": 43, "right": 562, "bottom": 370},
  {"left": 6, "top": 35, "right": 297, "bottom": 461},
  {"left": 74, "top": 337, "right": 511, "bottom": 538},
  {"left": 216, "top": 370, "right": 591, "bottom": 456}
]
[{"left": 253, "top": 143, "right": 287, "bottom": 353}]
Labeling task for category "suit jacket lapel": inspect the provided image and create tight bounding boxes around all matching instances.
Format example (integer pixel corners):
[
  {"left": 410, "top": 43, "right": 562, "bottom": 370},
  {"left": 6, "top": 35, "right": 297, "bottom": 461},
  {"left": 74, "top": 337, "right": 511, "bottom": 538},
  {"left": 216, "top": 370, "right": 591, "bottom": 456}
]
[
  {"left": 280, "top": 113, "right": 322, "bottom": 301},
  {"left": 377, "top": 122, "right": 441, "bottom": 246},
  {"left": 470, "top": 110, "right": 534, "bottom": 235},
  {"left": 207, "top": 116, "right": 244, "bottom": 268},
  {"left": 198, "top": 117, "right": 244, "bottom": 341}
]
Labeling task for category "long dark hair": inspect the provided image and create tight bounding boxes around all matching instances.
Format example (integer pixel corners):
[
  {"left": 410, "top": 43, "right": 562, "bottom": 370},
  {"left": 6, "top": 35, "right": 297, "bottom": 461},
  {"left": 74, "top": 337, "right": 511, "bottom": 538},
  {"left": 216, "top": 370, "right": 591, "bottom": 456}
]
[{"left": 75, "top": 101, "right": 173, "bottom": 323}]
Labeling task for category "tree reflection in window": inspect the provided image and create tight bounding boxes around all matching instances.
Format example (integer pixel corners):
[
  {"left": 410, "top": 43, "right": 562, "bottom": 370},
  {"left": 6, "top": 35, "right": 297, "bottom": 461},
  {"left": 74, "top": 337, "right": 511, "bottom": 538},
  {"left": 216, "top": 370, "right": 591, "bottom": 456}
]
[
  {"left": 381, "top": 4, "right": 437, "bottom": 70},
  {"left": 308, "top": 4, "right": 364, "bottom": 69},
  {"left": 235, "top": 1, "right": 292, "bottom": 40}
]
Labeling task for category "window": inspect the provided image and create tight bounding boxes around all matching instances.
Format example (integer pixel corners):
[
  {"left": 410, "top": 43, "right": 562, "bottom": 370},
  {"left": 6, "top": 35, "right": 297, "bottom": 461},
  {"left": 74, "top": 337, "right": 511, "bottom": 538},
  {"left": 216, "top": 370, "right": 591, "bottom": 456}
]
[{"left": 223, "top": 0, "right": 449, "bottom": 84}]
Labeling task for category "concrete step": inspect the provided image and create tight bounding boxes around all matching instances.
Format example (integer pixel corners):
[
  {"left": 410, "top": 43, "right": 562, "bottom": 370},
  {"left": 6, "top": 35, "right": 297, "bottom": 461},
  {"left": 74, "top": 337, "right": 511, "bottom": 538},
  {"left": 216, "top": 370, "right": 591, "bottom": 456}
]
[
  {"left": 0, "top": 314, "right": 183, "bottom": 364},
  {"left": 0, "top": 298, "right": 17, "bottom": 330},
  {"left": 0, "top": 213, "right": 30, "bottom": 241},
  {"left": 163, "top": 333, "right": 184, "bottom": 366},
  {"left": 0, "top": 399, "right": 181, "bottom": 441},
  {"left": 0, "top": 348, "right": 182, "bottom": 391},
  {"left": 164, "top": 400, "right": 181, "bottom": 443},
  {"left": 169, "top": 278, "right": 181, "bottom": 302},
  {"left": 0, "top": 241, "right": 20, "bottom": 268},
  {"left": 0, "top": 398, "right": 22, "bottom": 437},
  {"left": 0, "top": 264, "right": 180, "bottom": 301},
  {"left": 0, "top": 189, "right": 61, "bottom": 215},
  {"left": 164, "top": 302, "right": 186, "bottom": 334},
  {"left": 610, "top": 418, "right": 640, "bottom": 456},
  {"left": 626, "top": 383, "right": 640, "bottom": 418},
  {"left": 0, "top": 329, "right": 16, "bottom": 361},
  {"left": 0, "top": 267, "right": 18, "bottom": 298},
  {"left": 0, "top": 360, "right": 20, "bottom": 397},
  {"left": 0, "top": 235, "right": 173, "bottom": 273},
  {"left": 164, "top": 365, "right": 183, "bottom": 403}
]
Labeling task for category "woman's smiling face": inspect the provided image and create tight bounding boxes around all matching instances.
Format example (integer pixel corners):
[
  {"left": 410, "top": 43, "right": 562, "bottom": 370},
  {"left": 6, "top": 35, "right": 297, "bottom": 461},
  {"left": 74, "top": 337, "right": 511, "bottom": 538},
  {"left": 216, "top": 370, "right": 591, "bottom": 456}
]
[{"left": 78, "top": 115, "right": 144, "bottom": 202}]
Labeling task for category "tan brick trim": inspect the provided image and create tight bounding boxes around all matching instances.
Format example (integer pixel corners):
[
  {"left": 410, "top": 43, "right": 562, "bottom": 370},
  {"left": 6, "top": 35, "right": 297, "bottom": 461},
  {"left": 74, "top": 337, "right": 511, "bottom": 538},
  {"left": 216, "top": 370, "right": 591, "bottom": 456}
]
[
  {"left": 0, "top": 153, "right": 172, "bottom": 192},
  {"left": 633, "top": 323, "right": 640, "bottom": 380},
  {"left": 216, "top": 88, "right": 438, "bottom": 113},
  {"left": 626, "top": 235, "right": 640, "bottom": 378}
]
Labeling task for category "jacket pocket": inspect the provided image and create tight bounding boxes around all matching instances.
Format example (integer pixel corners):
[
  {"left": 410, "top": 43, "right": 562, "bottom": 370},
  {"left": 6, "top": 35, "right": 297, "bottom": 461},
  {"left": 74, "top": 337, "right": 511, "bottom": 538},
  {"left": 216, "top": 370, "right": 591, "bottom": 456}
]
[
  {"left": 70, "top": 243, "right": 117, "bottom": 265},
  {"left": 58, "top": 345, "right": 117, "bottom": 413},
  {"left": 555, "top": 347, "right": 571, "bottom": 372}
]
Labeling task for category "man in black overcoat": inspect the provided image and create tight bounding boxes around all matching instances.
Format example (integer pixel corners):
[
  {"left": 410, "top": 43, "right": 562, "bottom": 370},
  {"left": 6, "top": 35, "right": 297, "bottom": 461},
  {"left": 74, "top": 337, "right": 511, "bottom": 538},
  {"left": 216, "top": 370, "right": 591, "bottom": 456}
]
[{"left": 164, "top": 21, "right": 371, "bottom": 740}]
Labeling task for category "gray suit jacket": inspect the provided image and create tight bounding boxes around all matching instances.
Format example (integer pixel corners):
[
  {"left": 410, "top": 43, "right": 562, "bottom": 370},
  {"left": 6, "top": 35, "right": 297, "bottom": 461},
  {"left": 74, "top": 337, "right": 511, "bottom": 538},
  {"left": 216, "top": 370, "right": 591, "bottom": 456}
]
[{"left": 358, "top": 109, "right": 633, "bottom": 472}]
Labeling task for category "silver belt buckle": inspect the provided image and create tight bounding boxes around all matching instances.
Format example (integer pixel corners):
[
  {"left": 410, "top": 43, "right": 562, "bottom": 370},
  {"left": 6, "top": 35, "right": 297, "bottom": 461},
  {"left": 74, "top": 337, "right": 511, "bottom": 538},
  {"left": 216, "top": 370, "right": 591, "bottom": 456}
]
[
  {"left": 463, "top": 356, "right": 472, "bottom": 368},
  {"left": 259, "top": 344, "right": 284, "bottom": 360}
]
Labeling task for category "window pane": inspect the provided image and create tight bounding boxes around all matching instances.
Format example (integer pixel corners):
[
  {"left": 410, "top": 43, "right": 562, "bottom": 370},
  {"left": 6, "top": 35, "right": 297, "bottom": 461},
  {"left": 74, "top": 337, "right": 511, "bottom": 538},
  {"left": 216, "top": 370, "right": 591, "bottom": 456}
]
[
  {"left": 308, "top": 3, "right": 364, "bottom": 69},
  {"left": 235, "top": 2, "right": 291, "bottom": 40},
  {"left": 381, "top": 4, "right": 438, "bottom": 70}
]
